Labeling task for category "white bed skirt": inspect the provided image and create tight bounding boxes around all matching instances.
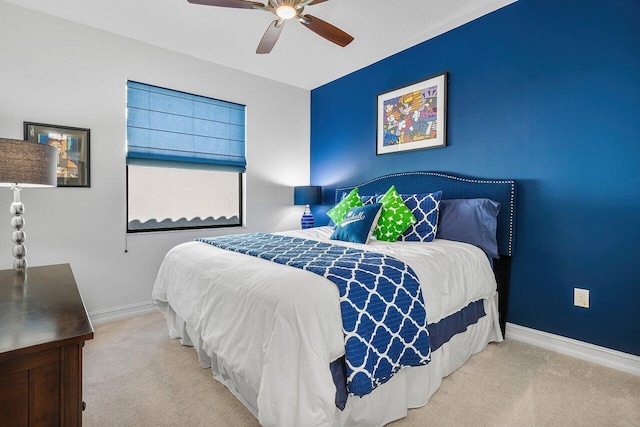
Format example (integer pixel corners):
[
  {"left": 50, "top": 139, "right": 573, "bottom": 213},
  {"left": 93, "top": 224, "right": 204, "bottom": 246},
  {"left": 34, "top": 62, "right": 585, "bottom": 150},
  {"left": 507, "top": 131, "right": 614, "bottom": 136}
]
[{"left": 157, "top": 296, "right": 502, "bottom": 427}]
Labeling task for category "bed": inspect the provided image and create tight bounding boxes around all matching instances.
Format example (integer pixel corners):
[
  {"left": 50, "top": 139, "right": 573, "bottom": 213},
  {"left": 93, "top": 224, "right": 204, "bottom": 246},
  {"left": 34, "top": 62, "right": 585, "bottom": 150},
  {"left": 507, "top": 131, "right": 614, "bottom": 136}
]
[{"left": 152, "top": 171, "right": 517, "bottom": 427}]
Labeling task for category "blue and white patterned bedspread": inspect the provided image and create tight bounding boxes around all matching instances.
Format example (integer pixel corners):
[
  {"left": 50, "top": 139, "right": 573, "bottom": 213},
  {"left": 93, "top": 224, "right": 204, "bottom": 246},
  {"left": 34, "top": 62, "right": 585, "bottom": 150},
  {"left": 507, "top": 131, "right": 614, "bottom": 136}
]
[{"left": 197, "top": 233, "right": 431, "bottom": 396}]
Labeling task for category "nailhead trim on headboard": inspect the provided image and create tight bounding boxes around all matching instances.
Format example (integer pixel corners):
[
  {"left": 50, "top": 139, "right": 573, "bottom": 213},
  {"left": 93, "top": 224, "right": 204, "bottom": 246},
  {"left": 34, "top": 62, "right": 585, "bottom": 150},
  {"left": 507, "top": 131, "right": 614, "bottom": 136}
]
[{"left": 335, "top": 172, "right": 517, "bottom": 256}]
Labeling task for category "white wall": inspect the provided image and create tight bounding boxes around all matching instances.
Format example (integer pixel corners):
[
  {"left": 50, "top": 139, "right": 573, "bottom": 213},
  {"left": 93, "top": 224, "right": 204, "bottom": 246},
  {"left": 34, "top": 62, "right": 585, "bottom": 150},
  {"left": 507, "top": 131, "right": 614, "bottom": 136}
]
[{"left": 0, "top": 1, "right": 311, "bottom": 319}]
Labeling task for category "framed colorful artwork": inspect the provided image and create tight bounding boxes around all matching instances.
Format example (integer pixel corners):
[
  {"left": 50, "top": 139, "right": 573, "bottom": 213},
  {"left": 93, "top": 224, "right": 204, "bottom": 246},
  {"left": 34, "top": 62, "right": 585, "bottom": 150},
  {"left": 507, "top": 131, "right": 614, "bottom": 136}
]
[
  {"left": 377, "top": 72, "right": 447, "bottom": 155},
  {"left": 24, "top": 122, "right": 90, "bottom": 187}
]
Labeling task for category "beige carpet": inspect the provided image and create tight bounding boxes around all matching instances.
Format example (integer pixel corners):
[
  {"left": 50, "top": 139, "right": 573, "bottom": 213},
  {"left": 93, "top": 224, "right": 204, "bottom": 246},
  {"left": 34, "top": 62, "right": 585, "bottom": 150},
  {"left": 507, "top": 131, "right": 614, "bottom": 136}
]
[{"left": 83, "top": 312, "right": 640, "bottom": 426}]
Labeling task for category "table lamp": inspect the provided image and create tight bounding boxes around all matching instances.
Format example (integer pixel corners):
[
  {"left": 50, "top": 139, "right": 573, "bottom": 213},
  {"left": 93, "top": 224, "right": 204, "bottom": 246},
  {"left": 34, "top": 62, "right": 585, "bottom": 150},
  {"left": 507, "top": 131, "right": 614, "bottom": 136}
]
[
  {"left": 294, "top": 185, "right": 321, "bottom": 229},
  {"left": 0, "top": 138, "right": 57, "bottom": 270}
]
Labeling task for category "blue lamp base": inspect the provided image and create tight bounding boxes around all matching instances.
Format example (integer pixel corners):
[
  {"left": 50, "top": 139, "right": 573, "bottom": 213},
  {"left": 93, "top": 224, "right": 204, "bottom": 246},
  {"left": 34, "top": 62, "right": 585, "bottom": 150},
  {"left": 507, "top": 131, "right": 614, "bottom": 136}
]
[{"left": 301, "top": 205, "right": 315, "bottom": 229}]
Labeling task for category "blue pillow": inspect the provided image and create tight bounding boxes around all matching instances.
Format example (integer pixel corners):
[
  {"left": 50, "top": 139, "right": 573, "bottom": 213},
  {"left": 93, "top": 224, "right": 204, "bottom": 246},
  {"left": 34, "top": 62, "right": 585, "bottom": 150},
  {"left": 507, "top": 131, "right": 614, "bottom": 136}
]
[
  {"left": 399, "top": 191, "right": 442, "bottom": 242},
  {"left": 361, "top": 195, "right": 375, "bottom": 205},
  {"left": 437, "top": 198, "right": 501, "bottom": 259},
  {"left": 330, "top": 193, "right": 378, "bottom": 226},
  {"left": 360, "top": 194, "right": 381, "bottom": 205},
  {"left": 330, "top": 203, "right": 382, "bottom": 244}
]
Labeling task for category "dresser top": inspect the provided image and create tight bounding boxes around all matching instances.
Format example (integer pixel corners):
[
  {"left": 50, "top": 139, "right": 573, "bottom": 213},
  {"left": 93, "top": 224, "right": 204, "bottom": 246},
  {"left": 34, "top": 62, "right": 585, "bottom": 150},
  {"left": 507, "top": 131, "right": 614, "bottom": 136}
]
[{"left": 0, "top": 263, "right": 94, "bottom": 357}]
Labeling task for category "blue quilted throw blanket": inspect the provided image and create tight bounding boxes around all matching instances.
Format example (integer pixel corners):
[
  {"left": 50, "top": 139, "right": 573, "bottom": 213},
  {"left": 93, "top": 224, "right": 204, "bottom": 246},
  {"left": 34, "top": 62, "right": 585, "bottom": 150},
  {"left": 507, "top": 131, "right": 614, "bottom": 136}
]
[{"left": 197, "top": 233, "right": 431, "bottom": 396}]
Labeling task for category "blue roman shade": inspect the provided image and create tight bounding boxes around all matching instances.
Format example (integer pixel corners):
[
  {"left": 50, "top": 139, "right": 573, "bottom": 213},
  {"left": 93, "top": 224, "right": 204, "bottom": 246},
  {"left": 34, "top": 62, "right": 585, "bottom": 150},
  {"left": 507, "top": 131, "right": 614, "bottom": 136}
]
[{"left": 126, "top": 81, "right": 246, "bottom": 172}]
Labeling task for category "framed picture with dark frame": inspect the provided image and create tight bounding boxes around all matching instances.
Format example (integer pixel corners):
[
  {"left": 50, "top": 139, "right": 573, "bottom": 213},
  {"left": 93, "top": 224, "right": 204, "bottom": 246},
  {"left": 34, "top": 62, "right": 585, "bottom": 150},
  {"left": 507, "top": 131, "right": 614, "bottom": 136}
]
[
  {"left": 377, "top": 72, "right": 447, "bottom": 155},
  {"left": 24, "top": 122, "right": 90, "bottom": 187}
]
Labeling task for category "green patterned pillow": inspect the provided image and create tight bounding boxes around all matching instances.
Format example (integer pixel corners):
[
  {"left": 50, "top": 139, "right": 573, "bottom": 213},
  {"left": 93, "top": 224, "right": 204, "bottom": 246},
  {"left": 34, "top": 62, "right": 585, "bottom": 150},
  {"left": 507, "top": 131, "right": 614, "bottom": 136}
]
[
  {"left": 327, "top": 188, "right": 363, "bottom": 224},
  {"left": 374, "top": 185, "right": 417, "bottom": 241}
]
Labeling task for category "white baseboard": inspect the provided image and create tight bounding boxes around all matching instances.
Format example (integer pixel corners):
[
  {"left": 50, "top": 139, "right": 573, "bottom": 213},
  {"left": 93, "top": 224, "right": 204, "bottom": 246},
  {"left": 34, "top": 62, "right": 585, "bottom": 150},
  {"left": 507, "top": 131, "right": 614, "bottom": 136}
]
[
  {"left": 505, "top": 322, "right": 640, "bottom": 376},
  {"left": 89, "top": 300, "right": 156, "bottom": 326},
  {"left": 88, "top": 308, "right": 640, "bottom": 376}
]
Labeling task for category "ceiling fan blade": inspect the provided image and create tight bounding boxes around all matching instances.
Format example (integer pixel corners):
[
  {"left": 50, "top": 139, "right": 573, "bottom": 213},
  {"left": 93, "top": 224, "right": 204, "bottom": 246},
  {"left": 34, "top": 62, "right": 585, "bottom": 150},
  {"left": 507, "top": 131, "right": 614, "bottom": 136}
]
[
  {"left": 256, "top": 20, "right": 285, "bottom": 54},
  {"left": 187, "top": 0, "right": 264, "bottom": 9},
  {"left": 299, "top": 14, "right": 353, "bottom": 47},
  {"left": 295, "top": 0, "right": 328, "bottom": 7}
]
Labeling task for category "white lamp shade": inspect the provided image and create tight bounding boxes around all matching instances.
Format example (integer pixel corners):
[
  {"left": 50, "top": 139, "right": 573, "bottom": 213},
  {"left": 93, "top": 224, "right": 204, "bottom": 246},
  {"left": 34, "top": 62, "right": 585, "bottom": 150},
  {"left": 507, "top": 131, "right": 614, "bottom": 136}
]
[{"left": 0, "top": 138, "right": 58, "bottom": 187}]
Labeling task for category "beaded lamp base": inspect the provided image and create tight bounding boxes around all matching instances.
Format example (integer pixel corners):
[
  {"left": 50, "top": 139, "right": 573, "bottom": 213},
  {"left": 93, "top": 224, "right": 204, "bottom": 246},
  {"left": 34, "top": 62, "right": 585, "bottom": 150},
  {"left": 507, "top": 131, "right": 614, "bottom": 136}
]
[{"left": 10, "top": 185, "right": 27, "bottom": 269}]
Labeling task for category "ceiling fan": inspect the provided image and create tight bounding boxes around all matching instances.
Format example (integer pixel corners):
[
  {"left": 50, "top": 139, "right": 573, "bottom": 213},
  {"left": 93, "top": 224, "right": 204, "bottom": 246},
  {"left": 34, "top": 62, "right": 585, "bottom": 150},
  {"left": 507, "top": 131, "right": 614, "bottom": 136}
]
[{"left": 187, "top": 0, "right": 354, "bottom": 54}]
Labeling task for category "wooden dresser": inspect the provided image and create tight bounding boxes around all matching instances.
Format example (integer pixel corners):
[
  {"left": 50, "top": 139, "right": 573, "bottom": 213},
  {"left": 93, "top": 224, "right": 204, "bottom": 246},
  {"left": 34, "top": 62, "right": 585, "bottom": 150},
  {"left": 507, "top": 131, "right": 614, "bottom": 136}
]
[{"left": 0, "top": 264, "right": 94, "bottom": 426}]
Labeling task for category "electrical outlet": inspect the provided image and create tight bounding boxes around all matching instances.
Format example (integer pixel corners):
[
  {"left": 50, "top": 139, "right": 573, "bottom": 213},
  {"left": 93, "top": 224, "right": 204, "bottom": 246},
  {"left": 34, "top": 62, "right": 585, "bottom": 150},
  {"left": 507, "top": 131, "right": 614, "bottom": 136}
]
[{"left": 574, "top": 288, "right": 589, "bottom": 308}]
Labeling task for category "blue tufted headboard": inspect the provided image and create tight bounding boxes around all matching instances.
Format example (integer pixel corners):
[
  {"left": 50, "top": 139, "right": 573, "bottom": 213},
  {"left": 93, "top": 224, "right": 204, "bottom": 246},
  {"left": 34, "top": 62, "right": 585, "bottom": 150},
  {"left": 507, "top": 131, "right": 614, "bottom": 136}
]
[{"left": 335, "top": 171, "right": 517, "bottom": 257}]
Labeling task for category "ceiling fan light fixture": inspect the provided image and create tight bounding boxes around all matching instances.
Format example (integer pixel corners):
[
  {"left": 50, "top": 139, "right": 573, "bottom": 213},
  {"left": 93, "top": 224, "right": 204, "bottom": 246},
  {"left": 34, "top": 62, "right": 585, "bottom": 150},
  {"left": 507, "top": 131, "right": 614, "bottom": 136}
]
[
  {"left": 186, "top": 0, "right": 354, "bottom": 53},
  {"left": 276, "top": 4, "right": 297, "bottom": 19}
]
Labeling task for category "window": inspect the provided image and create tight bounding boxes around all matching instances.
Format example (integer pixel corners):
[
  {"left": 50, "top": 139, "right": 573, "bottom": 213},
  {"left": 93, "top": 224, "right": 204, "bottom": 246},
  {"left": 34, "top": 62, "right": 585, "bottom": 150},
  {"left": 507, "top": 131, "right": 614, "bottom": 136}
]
[{"left": 126, "top": 81, "right": 245, "bottom": 232}]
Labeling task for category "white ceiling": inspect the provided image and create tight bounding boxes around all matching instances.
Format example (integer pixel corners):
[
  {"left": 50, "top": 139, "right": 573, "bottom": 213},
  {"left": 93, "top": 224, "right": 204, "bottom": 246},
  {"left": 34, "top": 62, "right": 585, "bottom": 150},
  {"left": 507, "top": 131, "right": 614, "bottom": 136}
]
[{"left": 4, "top": 0, "right": 516, "bottom": 90}]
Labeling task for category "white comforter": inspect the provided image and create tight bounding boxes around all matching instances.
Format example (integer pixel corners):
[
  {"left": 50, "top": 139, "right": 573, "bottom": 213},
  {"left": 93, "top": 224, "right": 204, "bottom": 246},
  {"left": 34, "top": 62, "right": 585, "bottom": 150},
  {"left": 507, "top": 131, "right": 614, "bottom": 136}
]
[{"left": 151, "top": 227, "right": 498, "bottom": 427}]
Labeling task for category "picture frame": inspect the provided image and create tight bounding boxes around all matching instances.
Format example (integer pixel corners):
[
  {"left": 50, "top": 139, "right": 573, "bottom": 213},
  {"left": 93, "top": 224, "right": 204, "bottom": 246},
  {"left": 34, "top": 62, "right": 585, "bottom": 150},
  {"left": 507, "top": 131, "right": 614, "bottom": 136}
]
[
  {"left": 377, "top": 72, "right": 447, "bottom": 155},
  {"left": 24, "top": 122, "right": 90, "bottom": 187}
]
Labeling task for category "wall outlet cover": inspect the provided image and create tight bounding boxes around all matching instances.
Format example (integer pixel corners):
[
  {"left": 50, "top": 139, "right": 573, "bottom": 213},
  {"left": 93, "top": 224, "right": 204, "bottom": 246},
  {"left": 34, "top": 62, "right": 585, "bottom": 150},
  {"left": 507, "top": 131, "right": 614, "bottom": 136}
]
[{"left": 574, "top": 288, "right": 590, "bottom": 308}]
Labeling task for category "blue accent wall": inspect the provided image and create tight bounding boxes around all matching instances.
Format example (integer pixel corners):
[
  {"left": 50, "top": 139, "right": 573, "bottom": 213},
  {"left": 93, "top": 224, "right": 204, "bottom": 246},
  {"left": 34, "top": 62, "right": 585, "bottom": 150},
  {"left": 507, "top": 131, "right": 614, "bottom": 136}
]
[{"left": 310, "top": 0, "right": 640, "bottom": 355}]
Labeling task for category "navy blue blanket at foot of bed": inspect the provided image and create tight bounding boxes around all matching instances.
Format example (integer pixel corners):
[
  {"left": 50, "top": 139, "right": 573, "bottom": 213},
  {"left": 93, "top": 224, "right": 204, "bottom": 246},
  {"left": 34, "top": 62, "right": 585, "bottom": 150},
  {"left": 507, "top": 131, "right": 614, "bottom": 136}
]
[{"left": 332, "top": 299, "right": 486, "bottom": 410}]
